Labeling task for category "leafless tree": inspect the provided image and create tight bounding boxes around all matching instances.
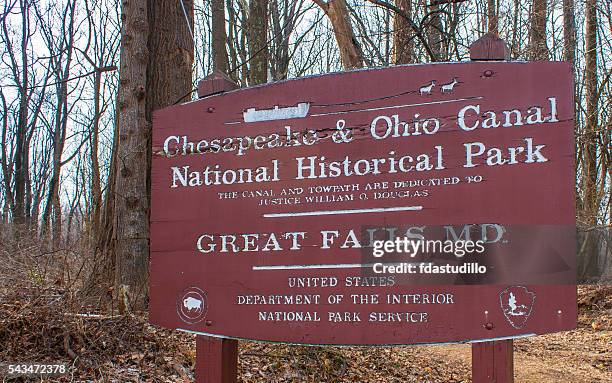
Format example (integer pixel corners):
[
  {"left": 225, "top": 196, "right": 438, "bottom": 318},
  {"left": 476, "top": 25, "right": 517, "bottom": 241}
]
[
  {"left": 211, "top": 0, "right": 228, "bottom": 73},
  {"left": 111, "top": 0, "right": 195, "bottom": 311},
  {"left": 314, "top": 0, "right": 364, "bottom": 69},
  {"left": 247, "top": 0, "right": 269, "bottom": 83},
  {"left": 0, "top": 0, "right": 610, "bottom": 307},
  {"left": 528, "top": 0, "right": 548, "bottom": 59}
]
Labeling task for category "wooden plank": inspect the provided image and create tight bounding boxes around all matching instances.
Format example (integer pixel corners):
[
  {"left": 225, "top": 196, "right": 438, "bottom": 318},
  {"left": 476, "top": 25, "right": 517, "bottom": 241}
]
[
  {"left": 195, "top": 336, "right": 238, "bottom": 383},
  {"left": 149, "top": 61, "right": 576, "bottom": 345},
  {"left": 472, "top": 340, "right": 514, "bottom": 383}
]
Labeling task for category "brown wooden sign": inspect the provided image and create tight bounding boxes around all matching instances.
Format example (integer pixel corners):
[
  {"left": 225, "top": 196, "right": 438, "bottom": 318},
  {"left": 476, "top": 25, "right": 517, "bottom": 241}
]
[{"left": 150, "top": 61, "right": 576, "bottom": 346}]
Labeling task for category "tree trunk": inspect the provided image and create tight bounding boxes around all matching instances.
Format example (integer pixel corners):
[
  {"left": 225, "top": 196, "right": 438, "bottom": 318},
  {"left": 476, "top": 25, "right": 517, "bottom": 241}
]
[
  {"left": 43, "top": 76, "right": 70, "bottom": 250},
  {"left": 40, "top": 0, "right": 77, "bottom": 250},
  {"left": 393, "top": 0, "right": 413, "bottom": 64},
  {"left": 114, "top": 0, "right": 150, "bottom": 312},
  {"left": 487, "top": 0, "right": 499, "bottom": 35},
  {"left": 212, "top": 0, "right": 228, "bottom": 73},
  {"left": 427, "top": 4, "right": 444, "bottom": 61},
  {"left": 90, "top": 70, "right": 102, "bottom": 236},
  {"left": 12, "top": 2, "right": 31, "bottom": 226},
  {"left": 0, "top": 91, "right": 15, "bottom": 220},
  {"left": 314, "top": 0, "right": 363, "bottom": 70},
  {"left": 148, "top": 0, "right": 194, "bottom": 111},
  {"left": 580, "top": 0, "right": 599, "bottom": 278},
  {"left": 562, "top": 0, "right": 576, "bottom": 65},
  {"left": 510, "top": 0, "right": 520, "bottom": 57},
  {"left": 528, "top": 0, "right": 548, "bottom": 60},
  {"left": 247, "top": 0, "right": 269, "bottom": 84},
  {"left": 269, "top": 0, "right": 296, "bottom": 80},
  {"left": 113, "top": 0, "right": 194, "bottom": 312},
  {"left": 88, "top": 112, "right": 119, "bottom": 306}
]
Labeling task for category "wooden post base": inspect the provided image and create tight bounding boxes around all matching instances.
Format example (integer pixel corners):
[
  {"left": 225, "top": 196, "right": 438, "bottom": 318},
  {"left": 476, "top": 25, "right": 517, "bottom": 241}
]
[
  {"left": 472, "top": 340, "right": 514, "bottom": 383},
  {"left": 195, "top": 336, "right": 238, "bottom": 383}
]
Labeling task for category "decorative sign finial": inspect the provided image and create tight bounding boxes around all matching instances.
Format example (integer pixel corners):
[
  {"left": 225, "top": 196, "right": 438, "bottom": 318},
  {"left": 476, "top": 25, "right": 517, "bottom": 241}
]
[
  {"left": 470, "top": 32, "right": 510, "bottom": 61},
  {"left": 197, "top": 69, "right": 238, "bottom": 98}
]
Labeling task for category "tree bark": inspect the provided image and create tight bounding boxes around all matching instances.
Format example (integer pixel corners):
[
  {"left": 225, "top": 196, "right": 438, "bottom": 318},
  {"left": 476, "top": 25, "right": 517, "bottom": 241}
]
[
  {"left": 0, "top": 90, "right": 14, "bottom": 219},
  {"left": 314, "top": 0, "right": 364, "bottom": 70},
  {"left": 528, "top": 0, "right": 548, "bottom": 60},
  {"left": 269, "top": 0, "right": 297, "bottom": 80},
  {"left": 89, "top": 111, "right": 119, "bottom": 305},
  {"left": 584, "top": 0, "right": 598, "bottom": 219},
  {"left": 247, "top": 0, "right": 269, "bottom": 84},
  {"left": 113, "top": 0, "right": 194, "bottom": 311},
  {"left": 426, "top": 4, "right": 444, "bottom": 61},
  {"left": 365, "top": 0, "right": 437, "bottom": 61},
  {"left": 212, "top": 0, "right": 228, "bottom": 73},
  {"left": 12, "top": 1, "right": 31, "bottom": 226},
  {"left": 90, "top": 69, "right": 103, "bottom": 236},
  {"left": 114, "top": 0, "right": 150, "bottom": 312},
  {"left": 393, "top": 0, "right": 413, "bottom": 64},
  {"left": 580, "top": 0, "right": 599, "bottom": 278},
  {"left": 148, "top": 0, "right": 194, "bottom": 112},
  {"left": 562, "top": 0, "right": 576, "bottom": 65},
  {"left": 487, "top": 0, "right": 499, "bottom": 35}
]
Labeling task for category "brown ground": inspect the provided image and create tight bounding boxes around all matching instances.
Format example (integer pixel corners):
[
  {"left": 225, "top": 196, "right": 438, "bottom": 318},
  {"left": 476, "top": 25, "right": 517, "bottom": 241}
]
[{"left": 0, "top": 285, "right": 610, "bottom": 382}]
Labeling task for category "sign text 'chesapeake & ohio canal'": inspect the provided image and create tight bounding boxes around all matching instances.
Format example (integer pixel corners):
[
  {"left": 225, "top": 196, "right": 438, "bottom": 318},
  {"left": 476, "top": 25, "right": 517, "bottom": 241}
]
[{"left": 164, "top": 97, "right": 559, "bottom": 188}]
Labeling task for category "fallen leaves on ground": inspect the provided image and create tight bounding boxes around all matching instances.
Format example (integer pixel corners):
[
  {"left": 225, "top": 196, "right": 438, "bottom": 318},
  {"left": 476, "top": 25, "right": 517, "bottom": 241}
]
[{"left": 0, "top": 285, "right": 610, "bottom": 382}]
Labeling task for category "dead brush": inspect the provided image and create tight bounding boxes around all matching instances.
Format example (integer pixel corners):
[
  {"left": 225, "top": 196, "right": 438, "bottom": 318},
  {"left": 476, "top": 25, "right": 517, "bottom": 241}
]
[
  {"left": 0, "top": 229, "right": 95, "bottom": 372},
  {"left": 0, "top": 228, "right": 194, "bottom": 381}
]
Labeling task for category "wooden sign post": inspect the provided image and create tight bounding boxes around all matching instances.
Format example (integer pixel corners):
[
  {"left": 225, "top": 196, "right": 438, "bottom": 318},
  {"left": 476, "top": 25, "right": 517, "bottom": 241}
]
[
  {"left": 195, "top": 336, "right": 237, "bottom": 383},
  {"left": 150, "top": 35, "right": 576, "bottom": 383},
  {"left": 194, "top": 71, "right": 240, "bottom": 383},
  {"left": 469, "top": 33, "right": 514, "bottom": 383}
]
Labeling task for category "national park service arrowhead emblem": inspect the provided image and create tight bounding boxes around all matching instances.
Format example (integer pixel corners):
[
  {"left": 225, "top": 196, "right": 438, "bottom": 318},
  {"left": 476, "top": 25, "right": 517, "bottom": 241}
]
[{"left": 499, "top": 286, "right": 535, "bottom": 329}]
